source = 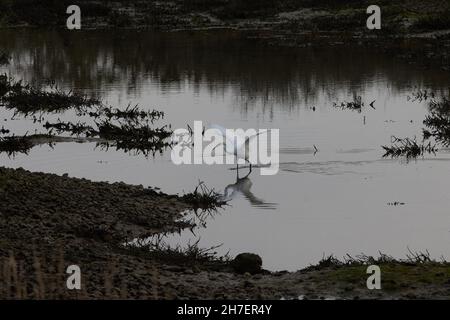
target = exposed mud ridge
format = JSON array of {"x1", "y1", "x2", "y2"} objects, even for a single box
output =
[{"x1": 1, "y1": 167, "x2": 450, "y2": 299}]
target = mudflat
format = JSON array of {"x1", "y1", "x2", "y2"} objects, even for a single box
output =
[{"x1": 1, "y1": 167, "x2": 450, "y2": 299}]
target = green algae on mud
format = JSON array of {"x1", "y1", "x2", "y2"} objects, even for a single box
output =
[
  {"x1": 327, "y1": 264, "x2": 450, "y2": 293},
  {"x1": 319, "y1": 252, "x2": 450, "y2": 295}
]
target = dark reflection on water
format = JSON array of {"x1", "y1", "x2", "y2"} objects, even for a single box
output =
[{"x1": 1, "y1": 29, "x2": 449, "y2": 112}]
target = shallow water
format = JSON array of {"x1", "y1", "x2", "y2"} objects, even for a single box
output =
[{"x1": 1, "y1": 29, "x2": 450, "y2": 271}]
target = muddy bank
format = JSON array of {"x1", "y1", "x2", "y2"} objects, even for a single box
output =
[
  {"x1": 1, "y1": 167, "x2": 450, "y2": 299},
  {"x1": 1, "y1": 0, "x2": 449, "y2": 33},
  {"x1": 1, "y1": 1, "x2": 449, "y2": 73}
]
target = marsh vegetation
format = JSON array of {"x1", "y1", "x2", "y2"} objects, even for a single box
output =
[
  {"x1": 1, "y1": 14, "x2": 450, "y2": 298},
  {"x1": 0, "y1": 74, "x2": 176, "y2": 157}
]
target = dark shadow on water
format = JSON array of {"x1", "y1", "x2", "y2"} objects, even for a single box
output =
[{"x1": 2, "y1": 29, "x2": 450, "y2": 115}]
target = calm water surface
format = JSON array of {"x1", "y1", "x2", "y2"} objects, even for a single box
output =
[{"x1": 1, "y1": 30, "x2": 450, "y2": 270}]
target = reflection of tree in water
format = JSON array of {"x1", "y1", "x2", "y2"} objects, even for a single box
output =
[
  {"x1": 423, "y1": 96, "x2": 450, "y2": 147},
  {"x1": 1, "y1": 29, "x2": 449, "y2": 114},
  {"x1": 382, "y1": 92, "x2": 450, "y2": 160}
]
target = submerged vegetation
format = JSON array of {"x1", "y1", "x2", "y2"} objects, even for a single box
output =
[
  {"x1": 333, "y1": 95, "x2": 364, "y2": 112},
  {"x1": 0, "y1": 135, "x2": 34, "y2": 156},
  {"x1": 423, "y1": 98, "x2": 450, "y2": 147},
  {"x1": 95, "y1": 121, "x2": 172, "y2": 156},
  {"x1": 382, "y1": 136, "x2": 437, "y2": 160},
  {"x1": 0, "y1": 134, "x2": 56, "y2": 156},
  {"x1": 408, "y1": 89, "x2": 435, "y2": 103},
  {"x1": 87, "y1": 104, "x2": 165, "y2": 124},
  {"x1": 0, "y1": 74, "x2": 174, "y2": 157},
  {"x1": 43, "y1": 121, "x2": 96, "y2": 137},
  {"x1": 0, "y1": 74, "x2": 100, "y2": 116},
  {"x1": 383, "y1": 92, "x2": 450, "y2": 160}
]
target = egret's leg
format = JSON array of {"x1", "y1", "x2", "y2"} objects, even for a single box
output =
[
  {"x1": 246, "y1": 159, "x2": 252, "y2": 175},
  {"x1": 243, "y1": 164, "x2": 251, "y2": 179}
]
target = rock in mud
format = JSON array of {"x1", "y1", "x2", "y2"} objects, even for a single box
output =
[{"x1": 232, "y1": 253, "x2": 263, "y2": 274}]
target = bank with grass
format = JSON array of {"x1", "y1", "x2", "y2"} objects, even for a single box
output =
[{"x1": 1, "y1": 167, "x2": 450, "y2": 299}]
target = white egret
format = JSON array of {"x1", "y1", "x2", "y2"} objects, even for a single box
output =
[{"x1": 210, "y1": 124, "x2": 267, "y2": 176}]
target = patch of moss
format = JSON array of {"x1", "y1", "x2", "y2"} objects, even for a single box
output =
[
  {"x1": 412, "y1": 10, "x2": 450, "y2": 31},
  {"x1": 325, "y1": 263, "x2": 450, "y2": 292}
]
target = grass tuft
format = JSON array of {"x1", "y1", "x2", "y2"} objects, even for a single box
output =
[
  {"x1": 125, "y1": 237, "x2": 230, "y2": 268},
  {"x1": 181, "y1": 182, "x2": 227, "y2": 210},
  {"x1": 307, "y1": 249, "x2": 444, "y2": 271}
]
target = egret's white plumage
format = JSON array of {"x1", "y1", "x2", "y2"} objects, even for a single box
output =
[{"x1": 210, "y1": 124, "x2": 267, "y2": 170}]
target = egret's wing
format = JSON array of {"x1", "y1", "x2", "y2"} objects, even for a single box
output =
[
  {"x1": 211, "y1": 141, "x2": 225, "y2": 154},
  {"x1": 210, "y1": 124, "x2": 234, "y2": 152},
  {"x1": 209, "y1": 124, "x2": 227, "y2": 136},
  {"x1": 245, "y1": 129, "x2": 269, "y2": 144},
  {"x1": 210, "y1": 125, "x2": 268, "y2": 154}
]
